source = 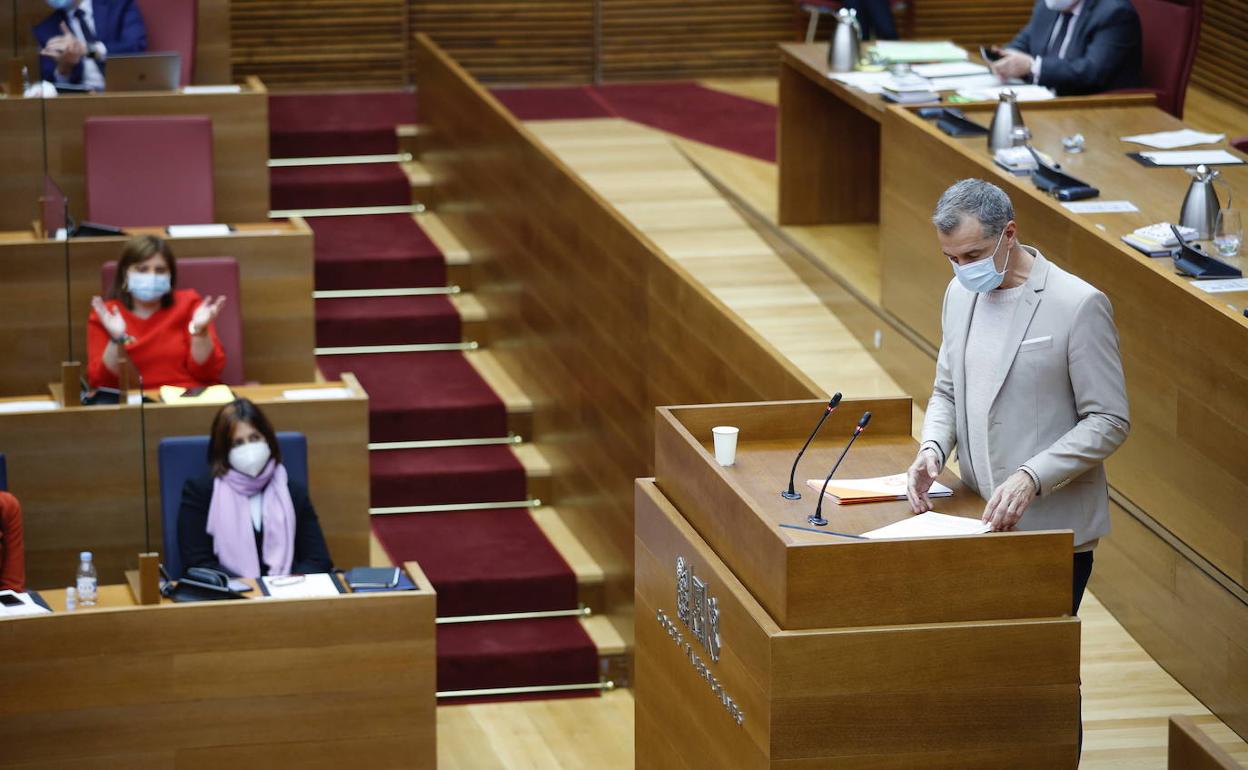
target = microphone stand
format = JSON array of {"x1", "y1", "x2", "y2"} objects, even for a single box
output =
[
  {"x1": 781, "y1": 392, "x2": 841, "y2": 500},
  {"x1": 809, "y1": 412, "x2": 871, "y2": 527}
]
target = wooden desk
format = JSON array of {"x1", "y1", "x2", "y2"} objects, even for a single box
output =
[
  {"x1": 637, "y1": 399, "x2": 1080, "y2": 767},
  {"x1": 0, "y1": 379, "x2": 370, "y2": 590},
  {"x1": 0, "y1": 563, "x2": 436, "y2": 769},
  {"x1": 0, "y1": 220, "x2": 316, "y2": 395},
  {"x1": 777, "y1": 42, "x2": 1155, "y2": 226},
  {"x1": 0, "y1": 77, "x2": 269, "y2": 232},
  {"x1": 0, "y1": 0, "x2": 232, "y2": 89}
]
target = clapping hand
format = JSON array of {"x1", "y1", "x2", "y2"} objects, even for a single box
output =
[
  {"x1": 41, "y1": 22, "x2": 87, "y2": 70},
  {"x1": 982, "y1": 470, "x2": 1038, "y2": 531},
  {"x1": 905, "y1": 448, "x2": 942, "y2": 514},
  {"x1": 91, "y1": 296, "x2": 128, "y2": 341},
  {"x1": 189, "y1": 296, "x2": 227, "y2": 335}
]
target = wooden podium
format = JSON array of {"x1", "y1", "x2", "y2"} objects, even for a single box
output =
[{"x1": 635, "y1": 398, "x2": 1081, "y2": 768}]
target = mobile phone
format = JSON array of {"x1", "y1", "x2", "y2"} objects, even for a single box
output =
[
  {"x1": 0, "y1": 592, "x2": 25, "y2": 607},
  {"x1": 980, "y1": 45, "x2": 1003, "y2": 63}
]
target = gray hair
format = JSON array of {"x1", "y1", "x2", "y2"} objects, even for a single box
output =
[{"x1": 931, "y1": 178, "x2": 1015, "y2": 238}]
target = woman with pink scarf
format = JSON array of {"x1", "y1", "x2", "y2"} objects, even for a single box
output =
[{"x1": 177, "y1": 399, "x2": 332, "y2": 578}]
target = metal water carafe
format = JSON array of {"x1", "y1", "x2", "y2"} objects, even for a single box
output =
[
  {"x1": 827, "y1": 8, "x2": 862, "y2": 73},
  {"x1": 1179, "y1": 164, "x2": 1222, "y2": 239},
  {"x1": 988, "y1": 90, "x2": 1025, "y2": 152}
]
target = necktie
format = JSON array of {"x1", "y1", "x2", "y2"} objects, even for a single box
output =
[
  {"x1": 73, "y1": 8, "x2": 99, "y2": 48},
  {"x1": 1046, "y1": 12, "x2": 1073, "y2": 58}
]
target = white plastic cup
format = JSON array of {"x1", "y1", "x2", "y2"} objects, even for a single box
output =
[{"x1": 712, "y1": 426, "x2": 739, "y2": 467}]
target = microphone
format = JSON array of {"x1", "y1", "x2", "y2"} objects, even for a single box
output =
[
  {"x1": 809, "y1": 411, "x2": 872, "y2": 527},
  {"x1": 781, "y1": 393, "x2": 842, "y2": 500}
]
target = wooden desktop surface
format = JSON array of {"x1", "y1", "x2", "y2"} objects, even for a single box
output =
[
  {"x1": 0, "y1": 220, "x2": 316, "y2": 396},
  {"x1": 0, "y1": 565, "x2": 436, "y2": 769},
  {"x1": 655, "y1": 399, "x2": 1073, "y2": 630},
  {"x1": 0, "y1": 77, "x2": 269, "y2": 232},
  {"x1": 879, "y1": 101, "x2": 1248, "y2": 595},
  {"x1": 0, "y1": 378, "x2": 371, "y2": 590}
]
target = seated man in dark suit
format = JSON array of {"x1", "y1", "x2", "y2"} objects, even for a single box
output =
[
  {"x1": 34, "y1": 0, "x2": 147, "y2": 91},
  {"x1": 990, "y1": 0, "x2": 1141, "y2": 96}
]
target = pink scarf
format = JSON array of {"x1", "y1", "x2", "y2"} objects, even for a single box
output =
[{"x1": 206, "y1": 460, "x2": 295, "y2": 578}]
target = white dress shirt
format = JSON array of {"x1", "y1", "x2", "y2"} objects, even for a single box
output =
[{"x1": 54, "y1": 0, "x2": 108, "y2": 91}]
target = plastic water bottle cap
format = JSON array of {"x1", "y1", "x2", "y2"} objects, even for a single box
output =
[{"x1": 80, "y1": 551, "x2": 93, "y2": 561}]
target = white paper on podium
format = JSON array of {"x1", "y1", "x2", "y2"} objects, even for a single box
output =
[
  {"x1": 0, "y1": 591, "x2": 52, "y2": 617},
  {"x1": 862, "y1": 511, "x2": 991, "y2": 540},
  {"x1": 260, "y1": 572, "x2": 342, "y2": 599}
]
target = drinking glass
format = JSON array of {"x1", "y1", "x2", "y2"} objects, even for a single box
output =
[{"x1": 1214, "y1": 208, "x2": 1242, "y2": 257}]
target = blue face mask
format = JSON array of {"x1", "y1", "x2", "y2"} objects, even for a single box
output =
[
  {"x1": 127, "y1": 270, "x2": 172, "y2": 302},
  {"x1": 951, "y1": 229, "x2": 1011, "y2": 293},
  {"x1": 46, "y1": 0, "x2": 75, "y2": 10}
]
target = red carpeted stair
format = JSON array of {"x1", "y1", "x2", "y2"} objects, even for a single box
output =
[
  {"x1": 311, "y1": 214, "x2": 447, "y2": 290},
  {"x1": 318, "y1": 352, "x2": 507, "y2": 443},
  {"x1": 315, "y1": 295, "x2": 461, "y2": 348},
  {"x1": 274, "y1": 91, "x2": 599, "y2": 703}
]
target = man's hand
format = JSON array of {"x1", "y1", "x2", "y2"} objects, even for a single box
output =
[
  {"x1": 982, "y1": 470, "x2": 1037, "y2": 531},
  {"x1": 905, "y1": 448, "x2": 942, "y2": 514},
  {"x1": 41, "y1": 22, "x2": 87, "y2": 74},
  {"x1": 990, "y1": 49, "x2": 1034, "y2": 81}
]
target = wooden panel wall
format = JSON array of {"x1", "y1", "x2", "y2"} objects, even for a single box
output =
[
  {"x1": 1190, "y1": 0, "x2": 1248, "y2": 112},
  {"x1": 413, "y1": 33, "x2": 821, "y2": 626},
  {"x1": 410, "y1": 1, "x2": 594, "y2": 84},
  {"x1": 600, "y1": 0, "x2": 794, "y2": 81},
  {"x1": 909, "y1": 0, "x2": 1031, "y2": 47},
  {"x1": 230, "y1": 0, "x2": 410, "y2": 89}
]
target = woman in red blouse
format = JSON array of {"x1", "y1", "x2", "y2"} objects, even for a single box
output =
[{"x1": 87, "y1": 235, "x2": 228, "y2": 390}]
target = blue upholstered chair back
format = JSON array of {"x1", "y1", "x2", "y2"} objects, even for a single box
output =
[
  {"x1": 0, "y1": 453, "x2": 7, "y2": 491},
  {"x1": 158, "y1": 432, "x2": 308, "y2": 579}
]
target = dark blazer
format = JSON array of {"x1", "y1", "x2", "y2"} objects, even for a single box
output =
[
  {"x1": 1006, "y1": 0, "x2": 1142, "y2": 95},
  {"x1": 33, "y1": 0, "x2": 148, "y2": 85},
  {"x1": 177, "y1": 475, "x2": 334, "y2": 578}
]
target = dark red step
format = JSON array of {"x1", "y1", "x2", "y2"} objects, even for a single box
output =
[
  {"x1": 317, "y1": 352, "x2": 506, "y2": 442},
  {"x1": 369, "y1": 445, "x2": 526, "y2": 509},
  {"x1": 437, "y1": 617, "x2": 599, "y2": 694},
  {"x1": 489, "y1": 86, "x2": 613, "y2": 121},
  {"x1": 373, "y1": 508, "x2": 575, "y2": 617},
  {"x1": 270, "y1": 164, "x2": 411, "y2": 211},
  {"x1": 310, "y1": 214, "x2": 447, "y2": 291},
  {"x1": 269, "y1": 91, "x2": 418, "y2": 158},
  {"x1": 315, "y1": 295, "x2": 461, "y2": 348}
]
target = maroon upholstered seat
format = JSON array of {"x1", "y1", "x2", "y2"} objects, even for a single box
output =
[
  {"x1": 136, "y1": 0, "x2": 198, "y2": 86},
  {"x1": 1130, "y1": 0, "x2": 1202, "y2": 118},
  {"x1": 1232, "y1": 137, "x2": 1248, "y2": 154},
  {"x1": 101, "y1": 256, "x2": 244, "y2": 385},
  {"x1": 84, "y1": 115, "x2": 214, "y2": 227}
]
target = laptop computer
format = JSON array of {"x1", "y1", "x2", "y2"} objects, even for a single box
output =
[{"x1": 106, "y1": 52, "x2": 181, "y2": 92}]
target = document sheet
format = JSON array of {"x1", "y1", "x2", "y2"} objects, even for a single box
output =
[{"x1": 861, "y1": 511, "x2": 991, "y2": 539}]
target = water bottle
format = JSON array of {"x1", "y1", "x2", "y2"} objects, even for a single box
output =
[
  {"x1": 76, "y1": 551, "x2": 98, "y2": 607},
  {"x1": 65, "y1": 586, "x2": 77, "y2": 612}
]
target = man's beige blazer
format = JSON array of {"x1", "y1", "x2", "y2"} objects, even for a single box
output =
[{"x1": 921, "y1": 248, "x2": 1130, "y2": 547}]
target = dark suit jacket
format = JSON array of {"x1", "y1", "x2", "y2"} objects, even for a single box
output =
[
  {"x1": 1006, "y1": 0, "x2": 1142, "y2": 95},
  {"x1": 34, "y1": 0, "x2": 148, "y2": 85},
  {"x1": 177, "y1": 475, "x2": 334, "y2": 578}
]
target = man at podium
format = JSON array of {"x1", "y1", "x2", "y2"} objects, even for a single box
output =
[{"x1": 906, "y1": 178, "x2": 1130, "y2": 617}]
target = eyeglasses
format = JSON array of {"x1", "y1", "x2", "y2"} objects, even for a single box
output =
[{"x1": 268, "y1": 575, "x2": 306, "y2": 587}]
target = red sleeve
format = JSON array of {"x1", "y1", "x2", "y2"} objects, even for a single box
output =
[
  {"x1": 181, "y1": 292, "x2": 226, "y2": 385},
  {"x1": 0, "y1": 493, "x2": 26, "y2": 592},
  {"x1": 86, "y1": 306, "x2": 118, "y2": 389}
]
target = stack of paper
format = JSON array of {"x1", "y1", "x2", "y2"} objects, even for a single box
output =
[
  {"x1": 805, "y1": 472, "x2": 952, "y2": 504},
  {"x1": 0, "y1": 590, "x2": 52, "y2": 617},
  {"x1": 828, "y1": 71, "x2": 898, "y2": 94},
  {"x1": 260, "y1": 572, "x2": 344, "y2": 599},
  {"x1": 1120, "y1": 222, "x2": 1198, "y2": 257},
  {"x1": 861, "y1": 511, "x2": 990, "y2": 540},
  {"x1": 1138, "y1": 149, "x2": 1244, "y2": 167},
  {"x1": 911, "y1": 61, "x2": 989, "y2": 79},
  {"x1": 871, "y1": 40, "x2": 968, "y2": 63},
  {"x1": 957, "y1": 84, "x2": 1055, "y2": 102},
  {"x1": 1121, "y1": 129, "x2": 1225, "y2": 149}
]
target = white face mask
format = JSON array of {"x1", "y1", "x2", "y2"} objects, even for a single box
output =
[
  {"x1": 228, "y1": 441, "x2": 272, "y2": 477},
  {"x1": 1044, "y1": 0, "x2": 1079, "y2": 11},
  {"x1": 950, "y1": 228, "x2": 1011, "y2": 293}
]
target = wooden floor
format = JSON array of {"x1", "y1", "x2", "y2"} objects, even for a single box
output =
[{"x1": 433, "y1": 82, "x2": 1248, "y2": 767}]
